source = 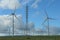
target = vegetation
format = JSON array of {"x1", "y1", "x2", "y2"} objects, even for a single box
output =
[{"x1": 0, "y1": 36, "x2": 60, "y2": 40}]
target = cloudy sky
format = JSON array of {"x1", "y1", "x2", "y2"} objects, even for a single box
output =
[{"x1": 0, "y1": 0, "x2": 60, "y2": 36}]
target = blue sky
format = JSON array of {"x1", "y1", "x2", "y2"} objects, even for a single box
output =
[{"x1": 0, "y1": 0, "x2": 60, "y2": 35}]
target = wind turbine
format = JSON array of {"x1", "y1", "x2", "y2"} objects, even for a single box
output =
[
  {"x1": 41, "y1": 9, "x2": 56, "y2": 35},
  {"x1": 8, "y1": 4, "x2": 19, "y2": 37}
]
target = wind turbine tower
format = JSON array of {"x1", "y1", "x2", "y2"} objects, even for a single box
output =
[{"x1": 26, "y1": 5, "x2": 29, "y2": 35}]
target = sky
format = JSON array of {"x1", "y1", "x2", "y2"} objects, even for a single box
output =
[{"x1": 0, "y1": 0, "x2": 60, "y2": 36}]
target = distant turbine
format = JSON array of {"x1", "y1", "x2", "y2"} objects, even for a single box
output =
[{"x1": 41, "y1": 9, "x2": 56, "y2": 35}]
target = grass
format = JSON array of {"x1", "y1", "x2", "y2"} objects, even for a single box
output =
[{"x1": 0, "y1": 36, "x2": 60, "y2": 40}]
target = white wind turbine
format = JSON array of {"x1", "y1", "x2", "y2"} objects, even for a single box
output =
[
  {"x1": 41, "y1": 9, "x2": 56, "y2": 35},
  {"x1": 7, "y1": 0, "x2": 20, "y2": 36}
]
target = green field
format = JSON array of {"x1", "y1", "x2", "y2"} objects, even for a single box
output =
[{"x1": 0, "y1": 36, "x2": 60, "y2": 40}]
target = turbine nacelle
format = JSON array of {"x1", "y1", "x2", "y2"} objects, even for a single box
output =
[{"x1": 11, "y1": 13, "x2": 15, "y2": 15}]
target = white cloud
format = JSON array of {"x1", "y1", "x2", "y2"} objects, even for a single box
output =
[
  {"x1": 43, "y1": 25, "x2": 60, "y2": 35},
  {"x1": 22, "y1": 0, "x2": 30, "y2": 5},
  {"x1": 0, "y1": 0, "x2": 42, "y2": 9},
  {"x1": 0, "y1": 0, "x2": 21, "y2": 10},
  {"x1": 31, "y1": 0, "x2": 41, "y2": 8},
  {"x1": 0, "y1": 15, "x2": 36, "y2": 36},
  {"x1": 49, "y1": 26, "x2": 60, "y2": 35},
  {"x1": 0, "y1": 15, "x2": 24, "y2": 35}
]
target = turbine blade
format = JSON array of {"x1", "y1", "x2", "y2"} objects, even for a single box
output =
[
  {"x1": 7, "y1": 14, "x2": 12, "y2": 17},
  {"x1": 44, "y1": 9, "x2": 48, "y2": 17},
  {"x1": 14, "y1": 15, "x2": 20, "y2": 21},
  {"x1": 41, "y1": 19, "x2": 47, "y2": 25},
  {"x1": 49, "y1": 18, "x2": 56, "y2": 20}
]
